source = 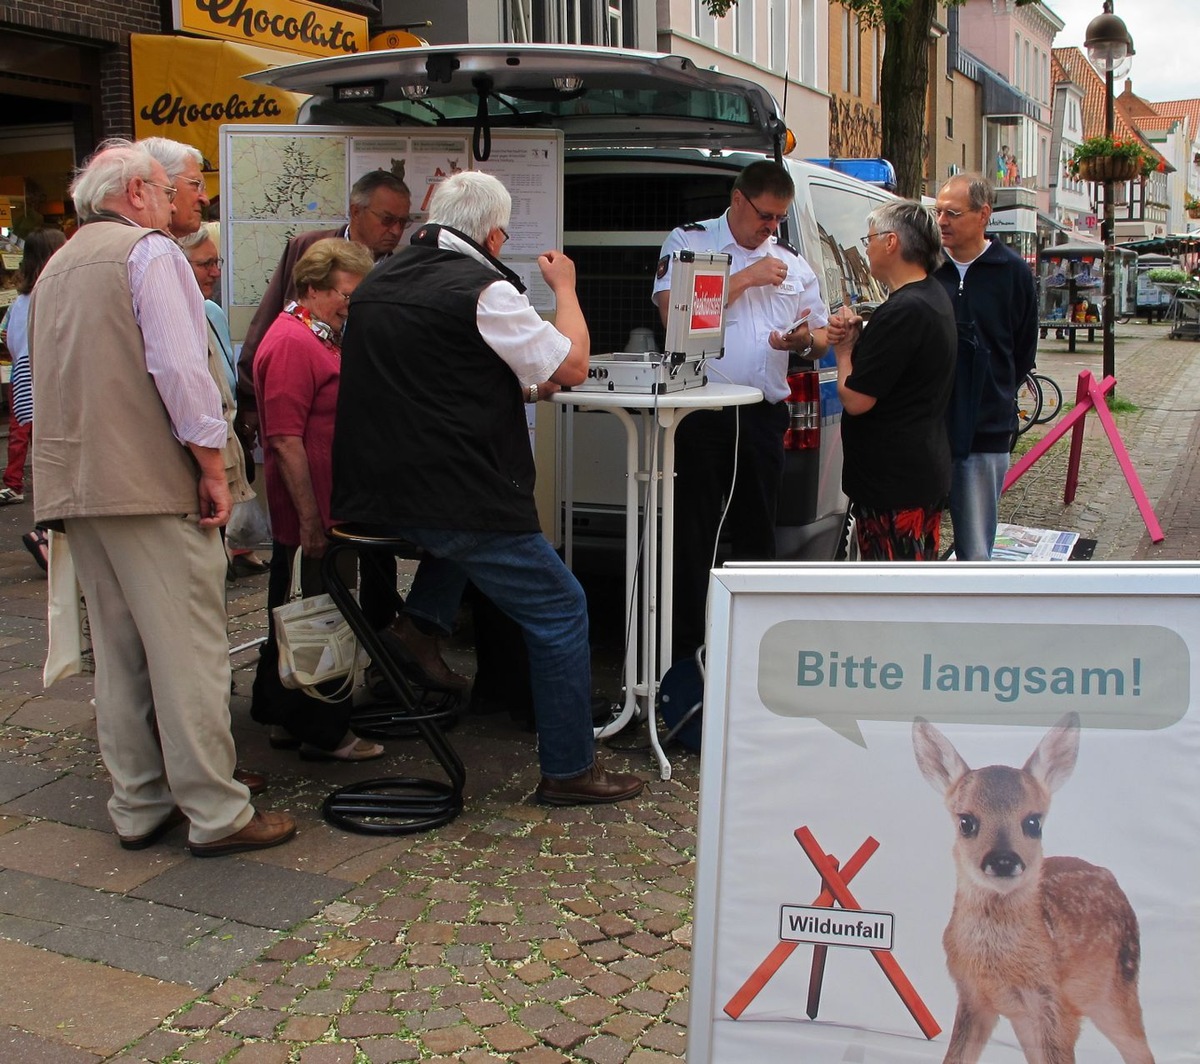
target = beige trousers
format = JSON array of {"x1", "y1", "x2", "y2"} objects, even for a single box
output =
[{"x1": 65, "y1": 513, "x2": 254, "y2": 844}]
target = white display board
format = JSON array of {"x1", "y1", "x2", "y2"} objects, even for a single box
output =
[
  {"x1": 691, "y1": 563, "x2": 1200, "y2": 1063},
  {"x1": 217, "y1": 124, "x2": 563, "y2": 337}
]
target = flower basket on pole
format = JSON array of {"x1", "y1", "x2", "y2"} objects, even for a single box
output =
[{"x1": 1077, "y1": 155, "x2": 1140, "y2": 183}]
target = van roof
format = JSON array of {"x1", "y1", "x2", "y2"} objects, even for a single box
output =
[{"x1": 246, "y1": 43, "x2": 787, "y2": 153}]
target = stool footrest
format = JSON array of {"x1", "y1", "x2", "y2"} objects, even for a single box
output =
[{"x1": 322, "y1": 777, "x2": 463, "y2": 835}]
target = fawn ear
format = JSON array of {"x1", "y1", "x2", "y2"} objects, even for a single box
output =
[
  {"x1": 912, "y1": 717, "x2": 970, "y2": 795},
  {"x1": 1024, "y1": 711, "x2": 1080, "y2": 792}
]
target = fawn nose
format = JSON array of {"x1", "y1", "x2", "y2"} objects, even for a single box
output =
[{"x1": 982, "y1": 851, "x2": 1025, "y2": 878}]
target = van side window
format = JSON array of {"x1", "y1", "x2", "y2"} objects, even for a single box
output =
[{"x1": 807, "y1": 183, "x2": 890, "y2": 309}]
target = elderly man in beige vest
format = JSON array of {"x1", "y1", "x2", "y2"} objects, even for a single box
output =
[{"x1": 29, "y1": 140, "x2": 295, "y2": 857}]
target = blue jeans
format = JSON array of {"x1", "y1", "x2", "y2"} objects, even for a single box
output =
[
  {"x1": 398, "y1": 527, "x2": 595, "y2": 779},
  {"x1": 950, "y1": 452, "x2": 1009, "y2": 560}
]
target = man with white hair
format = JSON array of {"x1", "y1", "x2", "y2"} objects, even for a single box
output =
[
  {"x1": 29, "y1": 140, "x2": 295, "y2": 856},
  {"x1": 333, "y1": 171, "x2": 644, "y2": 806}
]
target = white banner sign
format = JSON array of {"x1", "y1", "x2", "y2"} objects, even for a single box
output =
[{"x1": 690, "y1": 563, "x2": 1200, "y2": 1063}]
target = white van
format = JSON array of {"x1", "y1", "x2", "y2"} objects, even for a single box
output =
[{"x1": 249, "y1": 44, "x2": 893, "y2": 562}]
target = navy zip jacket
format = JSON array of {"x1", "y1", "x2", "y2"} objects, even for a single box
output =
[{"x1": 934, "y1": 240, "x2": 1038, "y2": 459}]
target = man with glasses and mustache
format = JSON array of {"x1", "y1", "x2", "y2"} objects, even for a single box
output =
[
  {"x1": 652, "y1": 160, "x2": 829, "y2": 663},
  {"x1": 234, "y1": 169, "x2": 411, "y2": 456},
  {"x1": 933, "y1": 173, "x2": 1037, "y2": 560}
]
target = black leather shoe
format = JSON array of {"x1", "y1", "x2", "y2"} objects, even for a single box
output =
[
  {"x1": 536, "y1": 764, "x2": 645, "y2": 806},
  {"x1": 117, "y1": 806, "x2": 188, "y2": 850}
]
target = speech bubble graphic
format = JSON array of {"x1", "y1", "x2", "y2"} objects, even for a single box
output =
[{"x1": 758, "y1": 621, "x2": 1189, "y2": 746}]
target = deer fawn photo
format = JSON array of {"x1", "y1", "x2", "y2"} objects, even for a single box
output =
[{"x1": 913, "y1": 713, "x2": 1154, "y2": 1064}]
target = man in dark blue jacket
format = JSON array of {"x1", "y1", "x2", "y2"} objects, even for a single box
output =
[{"x1": 933, "y1": 174, "x2": 1038, "y2": 559}]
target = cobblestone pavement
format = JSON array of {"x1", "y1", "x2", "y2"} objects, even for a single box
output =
[{"x1": 0, "y1": 319, "x2": 1196, "y2": 1063}]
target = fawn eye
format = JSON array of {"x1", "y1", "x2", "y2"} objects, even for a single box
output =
[
  {"x1": 1022, "y1": 815, "x2": 1043, "y2": 838},
  {"x1": 958, "y1": 814, "x2": 979, "y2": 838}
]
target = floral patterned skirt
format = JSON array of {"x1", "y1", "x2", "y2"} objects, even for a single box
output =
[{"x1": 852, "y1": 502, "x2": 944, "y2": 561}]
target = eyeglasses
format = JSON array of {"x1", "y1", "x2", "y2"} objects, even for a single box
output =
[
  {"x1": 741, "y1": 192, "x2": 790, "y2": 224},
  {"x1": 192, "y1": 257, "x2": 223, "y2": 270},
  {"x1": 859, "y1": 230, "x2": 893, "y2": 249},
  {"x1": 178, "y1": 177, "x2": 206, "y2": 194},
  {"x1": 145, "y1": 181, "x2": 177, "y2": 203},
  {"x1": 934, "y1": 207, "x2": 978, "y2": 220},
  {"x1": 365, "y1": 207, "x2": 411, "y2": 229},
  {"x1": 330, "y1": 289, "x2": 354, "y2": 304},
  {"x1": 498, "y1": 227, "x2": 510, "y2": 244}
]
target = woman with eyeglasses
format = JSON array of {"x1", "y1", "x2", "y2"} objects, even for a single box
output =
[
  {"x1": 249, "y1": 237, "x2": 385, "y2": 761},
  {"x1": 826, "y1": 201, "x2": 957, "y2": 560}
]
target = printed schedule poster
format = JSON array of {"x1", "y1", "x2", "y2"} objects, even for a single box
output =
[{"x1": 690, "y1": 563, "x2": 1200, "y2": 1063}]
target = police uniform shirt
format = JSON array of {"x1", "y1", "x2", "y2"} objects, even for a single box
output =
[{"x1": 652, "y1": 212, "x2": 828, "y2": 404}]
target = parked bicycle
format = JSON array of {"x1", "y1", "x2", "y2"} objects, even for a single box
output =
[{"x1": 1015, "y1": 369, "x2": 1064, "y2": 436}]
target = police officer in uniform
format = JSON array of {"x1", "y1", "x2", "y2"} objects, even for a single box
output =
[{"x1": 652, "y1": 160, "x2": 829, "y2": 663}]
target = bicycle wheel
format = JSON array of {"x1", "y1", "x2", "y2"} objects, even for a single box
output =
[
  {"x1": 1015, "y1": 375, "x2": 1041, "y2": 435},
  {"x1": 1031, "y1": 372, "x2": 1063, "y2": 424}
]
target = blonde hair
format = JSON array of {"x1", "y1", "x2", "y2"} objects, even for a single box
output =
[{"x1": 292, "y1": 238, "x2": 375, "y2": 294}]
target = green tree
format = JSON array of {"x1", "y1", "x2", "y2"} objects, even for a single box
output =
[{"x1": 706, "y1": 0, "x2": 1035, "y2": 198}]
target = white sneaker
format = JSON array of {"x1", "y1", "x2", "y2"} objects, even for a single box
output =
[{"x1": 0, "y1": 488, "x2": 24, "y2": 505}]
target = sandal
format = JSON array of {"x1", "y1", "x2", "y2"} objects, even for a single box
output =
[
  {"x1": 299, "y1": 732, "x2": 385, "y2": 762},
  {"x1": 21, "y1": 528, "x2": 48, "y2": 573}
]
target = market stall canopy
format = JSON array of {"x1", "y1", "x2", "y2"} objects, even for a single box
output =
[
  {"x1": 132, "y1": 34, "x2": 312, "y2": 199},
  {"x1": 1119, "y1": 234, "x2": 1200, "y2": 255}
]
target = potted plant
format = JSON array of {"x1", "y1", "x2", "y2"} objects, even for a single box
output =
[
  {"x1": 1068, "y1": 136, "x2": 1157, "y2": 183},
  {"x1": 1186, "y1": 193, "x2": 1200, "y2": 219}
]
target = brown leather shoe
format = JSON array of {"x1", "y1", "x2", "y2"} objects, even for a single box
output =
[
  {"x1": 536, "y1": 764, "x2": 645, "y2": 806},
  {"x1": 378, "y1": 617, "x2": 469, "y2": 692},
  {"x1": 117, "y1": 806, "x2": 188, "y2": 850},
  {"x1": 233, "y1": 768, "x2": 267, "y2": 796},
  {"x1": 188, "y1": 810, "x2": 296, "y2": 858}
]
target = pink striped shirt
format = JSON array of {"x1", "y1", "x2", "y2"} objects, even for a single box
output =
[{"x1": 129, "y1": 230, "x2": 227, "y2": 449}]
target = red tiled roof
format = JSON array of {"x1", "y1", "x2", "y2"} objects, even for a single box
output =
[
  {"x1": 1153, "y1": 97, "x2": 1200, "y2": 142},
  {"x1": 1053, "y1": 46, "x2": 1167, "y2": 170}
]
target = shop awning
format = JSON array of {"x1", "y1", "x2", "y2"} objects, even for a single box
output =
[{"x1": 132, "y1": 34, "x2": 311, "y2": 200}]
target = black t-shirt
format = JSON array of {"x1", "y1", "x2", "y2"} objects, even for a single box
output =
[{"x1": 840, "y1": 275, "x2": 957, "y2": 509}]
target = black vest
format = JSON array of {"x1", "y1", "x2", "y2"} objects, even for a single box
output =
[{"x1": 331, "y1": 243, "x2": 538, "y2": 532}]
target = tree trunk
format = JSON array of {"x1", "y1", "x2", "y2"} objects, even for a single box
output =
[{"x1": 879, "y1": 0, "x2": 937, "y2": 199}]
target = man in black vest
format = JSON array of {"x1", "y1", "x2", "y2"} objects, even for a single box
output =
[{"x1": 332, "y1": 171, "x2": 643, "y2": 806}]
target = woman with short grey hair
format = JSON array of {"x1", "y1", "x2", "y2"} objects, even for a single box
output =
[{"x1": 825, "y1": 199, "x2": 958, "y2": 559}]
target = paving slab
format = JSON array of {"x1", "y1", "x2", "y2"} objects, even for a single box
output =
[
  {"x1": 0, "y1": 760, "x2": 62, "y2": 804},
  {"x1": 130, "y1": 855, "x2": 348, "y2": 930},
  {"x1": 2, "y1": 772, "x2": 113, "y2": 831},
  {"x1": 0, "y1": 938, "x2": 194, "y2": 1057},
  {"x1": 0, "y1": 820, "x2": 187, "y2": 891}
]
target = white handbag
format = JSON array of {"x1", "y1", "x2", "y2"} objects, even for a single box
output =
[{"x1": 272, "y1": 550, "x2": 359, "y2": 702}]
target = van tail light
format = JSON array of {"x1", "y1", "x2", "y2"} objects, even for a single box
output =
[{"x1": 783, "y1": 370, "x2": 820, "y2": 451}]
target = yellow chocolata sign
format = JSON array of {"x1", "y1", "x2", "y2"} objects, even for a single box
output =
[
  {"x1": 172, "y1": 0, "x2": 367, "y2": 58},
  {"x1": 133, "y1": 33, "x2": 310, "y2": 191}
]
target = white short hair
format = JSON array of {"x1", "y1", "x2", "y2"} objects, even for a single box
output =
[
  {"x1": 177, "y1": 223, "x2": 215, "y2": 252},
  {"x1": 427, "y1": 171, "x2": 511, "y2": 245},
  {"x1": 70, "y1": 140, "x2": 156, "y2": 221},
  {"x1": 140, "y1": 136, "x2": 204, "y2": 180}
]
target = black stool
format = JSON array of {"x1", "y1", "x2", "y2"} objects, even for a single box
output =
[{"x1": 320, "y1": 525, "x2": 465, "y2": 834}]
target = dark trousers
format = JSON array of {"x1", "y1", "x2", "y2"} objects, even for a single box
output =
[
  {"x1": 251, "y1": 540, "x2": 397, "y2": 749},
  {"x1": 672, "y1": 400, "x2": 787, "y2": 662}
]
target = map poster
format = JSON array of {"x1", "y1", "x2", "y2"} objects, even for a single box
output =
[
  {"x1": 220, "y1": 125, "x2": 563, "y2": 330},
  {"x1": 690, "y1": 563, "x2": 1200, "y2": 1063}
]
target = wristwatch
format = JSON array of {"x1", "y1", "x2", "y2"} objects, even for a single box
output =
[{"x1": 527, "y1": 384, "x2": 539, "y2": 403}]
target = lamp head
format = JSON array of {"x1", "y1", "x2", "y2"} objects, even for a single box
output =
[{"x1": 1085, "y1": 7, "x2": 1135, "y2": 72}]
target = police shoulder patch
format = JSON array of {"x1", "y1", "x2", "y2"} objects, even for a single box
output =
[
  {"x1": 682, "y1": 221, "x2": 707, "y2": 232},
  {"x1": 656, "y1": 255, "x2": 670, "y2": 280}
]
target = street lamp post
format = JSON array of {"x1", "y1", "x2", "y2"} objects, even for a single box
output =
[{"x1": 1085, "y1": 1, "x2": 1134, "y2": 386}]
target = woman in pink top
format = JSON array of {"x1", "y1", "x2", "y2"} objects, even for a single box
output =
[{"x1": 250, "y1": 238, "x2": 380, "y2": 760}]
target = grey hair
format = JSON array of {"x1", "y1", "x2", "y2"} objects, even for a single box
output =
[
  {"x1": 942, "y1": 172, "x2": 995, "y2": 211},
  {"x1": 427, "y1": 171, "x2": 511, "y2": 245},
  {"x1": 139, "y1": 136, "x2": 203, "y2": 180},
  {"x1": 349, "y1": 169, "x2": 411, "y2": 207},
  {"x1": 868, "y1": 200, "x2": 944, "y2": 274},
  {"x1": 177, "y1": 222, "x2": 215, "y2": 252},
  {"x1": 69, "y1": 139, "x2": 155, "y2": 221}
]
